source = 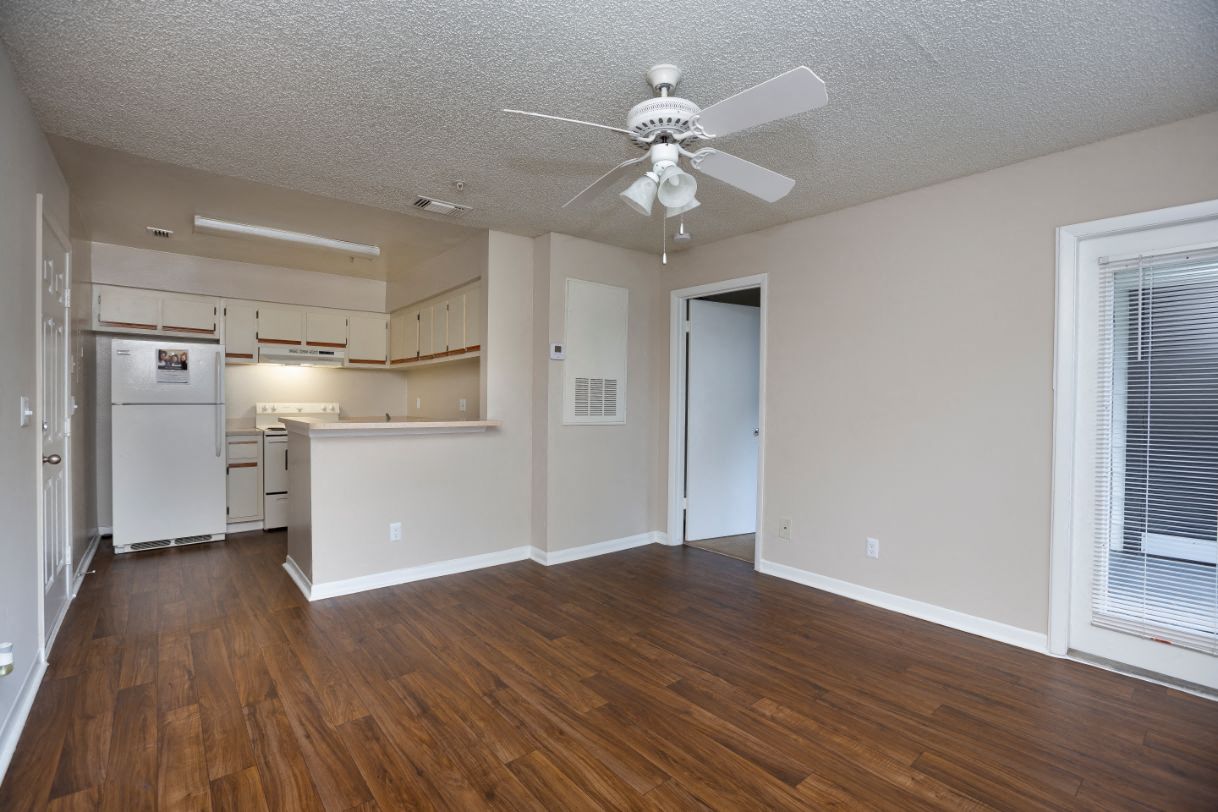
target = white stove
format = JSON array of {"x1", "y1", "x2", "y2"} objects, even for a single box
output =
[{"x1": 255, "y1": 402, "x2": 341, "y2": 528}]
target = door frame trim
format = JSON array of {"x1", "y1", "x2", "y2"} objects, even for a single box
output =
[
  {"x1": 1050, "y1": 197, "x2": 1218, "y2": 658},
  {"x1": 667, "y1": 273, "x2": 767, "y2": 569},
  {"x1": 34, "y1": 193, "x2": 73, "y2": 659}
]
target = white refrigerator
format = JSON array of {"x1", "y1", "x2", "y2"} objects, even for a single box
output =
[{"x1": 111, "y1": 338, "x2": 227, "y2": 553}]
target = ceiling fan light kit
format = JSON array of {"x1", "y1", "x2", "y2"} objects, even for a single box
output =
[{"x1": 504, "y1": 62, "x2": 827, "y2": 259}]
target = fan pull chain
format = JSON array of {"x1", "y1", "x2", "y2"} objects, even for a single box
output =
[{"x1": 661, "y1": 214, "x2": 668, "y2": 265}]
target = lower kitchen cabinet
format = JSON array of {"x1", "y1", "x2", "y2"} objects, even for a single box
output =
[{"x1": 226, "y1": 436, "x2": 262, "y2": 523}]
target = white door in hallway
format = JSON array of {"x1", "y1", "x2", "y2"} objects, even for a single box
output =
[
  {"x1": 39, "y1": 196, "x2": 72, "y2": 650},
  {"x1": 685, "y1": 299, "x2": 761, "y2": 541}
]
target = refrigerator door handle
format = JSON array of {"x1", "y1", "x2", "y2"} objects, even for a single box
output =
[{"x1": 214, "y1": 352, "x2": 223, "y2": 458}]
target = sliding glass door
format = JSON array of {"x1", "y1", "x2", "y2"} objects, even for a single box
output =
[{"x1": 1067, "y1": 215, "x2": 1218, "y2": 690}]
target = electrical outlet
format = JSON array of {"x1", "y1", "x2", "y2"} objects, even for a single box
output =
[
  {"x1": 779, "y1": 518, "x2": 792, "y2": 540},
  {"x1": 459, "y1": 398, "x2": 467, "y2": 413},
  {"x1": 389, "y1": 522, "x2": 403, "y2": 542},
  {"x1": 866, "y1": 537, "x2": 880, "y2": 559},
  {"x1": 415, "y1": 397, "x2": 422, "y2": 411}
]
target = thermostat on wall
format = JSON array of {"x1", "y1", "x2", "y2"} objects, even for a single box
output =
[{"x1": 550, "y1": 343, "x2": 565, "y2": 360}]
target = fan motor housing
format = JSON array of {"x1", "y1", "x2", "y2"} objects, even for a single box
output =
[{"x1": 626, "y1": 97, "x2": 700, "y2": 148}]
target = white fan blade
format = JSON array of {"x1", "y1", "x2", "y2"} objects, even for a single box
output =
[
  {"x1": 503, "y1": 109, "x2": 636, "y2": 137},
  {"x1": 691, "y1": 67, "x2": 827, "y2": 139},
  {"x1": 689, "y1": 148, "x2": 795, "y2": 202},
  {"x1": 563, "y1": 154, "x2": 649, "y2": 208}
]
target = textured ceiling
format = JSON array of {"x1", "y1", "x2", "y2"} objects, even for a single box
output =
[{"x1": 2, "y1": 0, "x2": 1217, "y2": 256}]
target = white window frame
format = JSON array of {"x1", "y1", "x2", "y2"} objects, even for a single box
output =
[{"x1": 1050, "y1": 198, "x2": 1218, "y2": 659}]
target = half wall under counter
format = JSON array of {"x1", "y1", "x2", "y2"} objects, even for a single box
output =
[{"x1": 279, "y1": 416, "x2": 521, "y2": 600}]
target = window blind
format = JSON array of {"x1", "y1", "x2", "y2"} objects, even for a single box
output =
[{"x1": 1092, "y1": 254, "x2": 1218, "y2": 654}]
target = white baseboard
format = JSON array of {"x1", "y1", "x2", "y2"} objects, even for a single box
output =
[
  {"x1": 757, "y1": 559, "x2": 1048, "y2": 654},
  {"x1": 0, "y1": 656, "x2": 48, "y2": 785},
  {"x1": 97, "y1": 525, "x2": 112, "y2": 537},
  {"x1": 72, "y1": 532, "x2": 101, "y2": 596},
  {"x1": 290, "y1": 546, "x2": 534, "y2": 601},
  {"x1": 287, "y1": 531, "x2": 671, "y2": 601},
  {"x1": 226, "y1": 520, "x2": 264, "y2": 534},
  {"x1": 532, "y1": 531, "x2": 665, "y2": 565}
]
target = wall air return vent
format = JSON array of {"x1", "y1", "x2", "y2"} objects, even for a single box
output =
[
  {"x1": 573, "y1": 377, "x2": 619, "y2": 419},
  {"x1": 563, "y1": 279, "x2": 628, "y2": 426},
  {"x1": 412, "y1": 196, "x2": 471, "y2": 217},
  {"x1": 145, "y1": 226, "x2": 174, "y2": 239}
]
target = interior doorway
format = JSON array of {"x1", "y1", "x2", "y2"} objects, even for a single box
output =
[{"x1": 668, "y1": 276, "x2": 766, "y2": 567}]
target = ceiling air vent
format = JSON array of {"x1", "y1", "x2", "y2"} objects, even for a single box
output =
[
  {"x1": 146, "y1": 226, "x2": 174, "y2": 239},
  {"x1": 412, "y1": 196, "x2": 470, "y2": 217}
]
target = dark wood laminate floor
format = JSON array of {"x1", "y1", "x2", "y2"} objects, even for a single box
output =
[{"x1": 3, "y1": 532, "x2": 1217, "y2": 811}]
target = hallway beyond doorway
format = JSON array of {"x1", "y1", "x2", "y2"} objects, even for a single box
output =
[{"x1": 686, "y1": 533, "x2": 755, "y2": 564}]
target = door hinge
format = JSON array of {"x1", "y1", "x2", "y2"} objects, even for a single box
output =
[
  {"x1": 684, "y1": 319, "x2": 691, "y2": 334},
  {"x1": 64, "y1": 288, "x2": 72, "y2": 307},
  {"x1": 682, "y1": 497, "x2": 688, "y2": 510}
]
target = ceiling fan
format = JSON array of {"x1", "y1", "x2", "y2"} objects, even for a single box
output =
[{"x1": 504, "y1": 63, "x2": 828, "y2": 231}]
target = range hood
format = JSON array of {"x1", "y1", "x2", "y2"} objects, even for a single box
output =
[{"x1": 258, "y1": 345, "x2": 346, "y2": 367}]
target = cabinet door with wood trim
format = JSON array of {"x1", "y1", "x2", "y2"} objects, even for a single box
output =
[
  {"x1": 305, "y1": 310, "x2": 348, "y2": 347},
  {"x1": 446, "y1": 293, "x2": 466, "y2": 354},
  {"x1": 433, "y1": 302, "x2": 448, "y2": 355},
  {"x1": 223, "y1": 302, "x2": 257, "y2": 363},
  {"x1": 257, "y1": 305, "x2": 304, "y2": 345},
  {"x1": 418, "y1": 305, "x2": 434, "y2": 358},
  {"x1": 463, "y1": 283, "x2": 481, "y2": 349},
  {"x1": 161, "y1": 295, "x2": 218, "y2": 336},
  {"x1": 389, "y1": 308, "x2": 418, "y2": 364},
  {"x1": 95, "y1": 285, "x2": 160, "y2": 332},
  {"x1": 347, "y1": 313, "x2": 388, "y2": 366}
]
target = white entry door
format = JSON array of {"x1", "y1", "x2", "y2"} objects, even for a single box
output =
[
  {"x1": 39, "y1": 196, "x2": 71, "y2": 650},
  {"x1": 1063, "y1": 210, "x2": 1218, "y2": 690},
  {"x1": 685, "y1": 299, "x2": 761, "y2": 541}
]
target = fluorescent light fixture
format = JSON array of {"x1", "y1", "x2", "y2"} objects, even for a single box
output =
[{"x1": 193, "y1": 215, "x2": 381, "y2": 258}]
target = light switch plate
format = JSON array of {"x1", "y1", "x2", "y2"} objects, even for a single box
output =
[{"x1": 550, "y1": 343, "x2": 565, "y2": 360}]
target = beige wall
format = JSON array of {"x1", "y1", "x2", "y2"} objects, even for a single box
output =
[
  {"x1": 0, "y1": 43, "x2": 71, "y2": 764},
  {"x1": 224, "y1": 364, "x2": 408, "y2": 424},
  {"x1": 289, "y1": 231, "x2": 535, "y2": 584},
  {"x1": 533, "y1": 233, "x2": 665, "y2": 552},
  {"x1": 69, "y1": 239, "x2": 97, "y2": 571},
  {"x1": 89, "y1": 241, "x2": 387, "y2": 311},
  {"x1": 662, "y1": 111, "x2": 1218, "y2": 634},
  {"x1": 404, "y1": 357, "x2": 480, "y2": 420}
]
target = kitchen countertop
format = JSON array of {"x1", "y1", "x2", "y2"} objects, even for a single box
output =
[{"x1": 280, "y1": 416, "x2": 501, "y2": 438}]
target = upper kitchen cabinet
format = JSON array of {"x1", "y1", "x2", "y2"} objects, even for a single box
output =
[
  {"x1": 385, "y1": 278, "x2": 483, "y2": 367},
  {"x1": 347, "y1": 313, "x2": 388, "y2": 366},
  {"x1": 93, "y1": 284, "x2": 220, "y2": 338},
  {"x1": 161, "y1": 296, "x2": 218, "y2": 336},
  {"x1": 257, "y1": 305, "x2": 304, "y2": 345},
  {"x1": 222, "y1": 301, "x2": 258, "y2": 363},
  {"x1": 446, "y1": 293, "x2": 466, "y2": 354},
  {"x1": 463, "y1": 283, "x2": 481, "y2": 350},
  {"x1": 389, "y1": 308, "x2": 419, "y2": 365},
  {"x1": 95, "y1": 285, "x2": 160, "y2": 332},
  {"x1": 305, "y1": 310, "x2": 348, "y2": 347}
]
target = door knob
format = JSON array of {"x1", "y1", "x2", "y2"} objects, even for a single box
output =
[{"x1": 43, "y1": 453, "x2": 62, "y2": 465}]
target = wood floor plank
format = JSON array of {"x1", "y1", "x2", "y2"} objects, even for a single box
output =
[
  {"x1": 2, "y1": 536, "x2": 1216, "y2": 810},
  {"x1": 156, "y1": 704, "x2": 212, "y2": 812},
  {"x1": 99, "y1": 683, "x2": 157, "y2": 812}
]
